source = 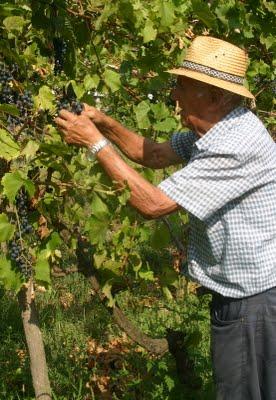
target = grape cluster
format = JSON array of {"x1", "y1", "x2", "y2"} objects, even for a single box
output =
[
  {"x1": 53, "y1": 38, "x2": 68, "y2": 75},
  {"x1": 9, "y1": 240, "x2": 32, "y2": 278},
  {"x1": 16, "y1": 90, "x2": 34, "y2": 118},
  {"x1": 0, "y1": 61, "x2": 33, "y2": 130},
  {"x1": 57, "y1": 97, "x2": 84, "y2": 115},
  {"x1": 8, "y1": 189, "x2": 33, "y2": 279},
  {"x1": 16, "y1": 189, "x2": 33, "y2": 235},
  {"x1": 0, "y1": 62, "x2": 18, "y2": 84},
  {"x1": 0, "y1": 84, "x2": 15, "y2": 103}
]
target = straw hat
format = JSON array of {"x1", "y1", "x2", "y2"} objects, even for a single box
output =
[{"x1": 168, "y1": 36, "x2": 254, "y2": 99}]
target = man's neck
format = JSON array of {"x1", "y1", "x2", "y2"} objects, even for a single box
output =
[{"x1": 193, "y1": 105, "x2": 239, "y2": 138}]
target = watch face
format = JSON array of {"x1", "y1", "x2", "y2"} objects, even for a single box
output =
[{"x1": 86, "y1": 148, "x2": 96, "y2": 161}]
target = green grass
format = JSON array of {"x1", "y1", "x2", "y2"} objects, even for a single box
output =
[{"x1": 0, "y1": 275, "x2": 215, "y2": 399}]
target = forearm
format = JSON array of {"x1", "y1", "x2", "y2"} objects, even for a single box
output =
[
  {"x1": 98, "y1": 116, "x2": 146, "y2": 164},
  {"x1": 96, "y1": 117, "x2": 180, "y2": 169},
  {"x1": 96, "y1": 144, "x2": 180, "y2": 219}
]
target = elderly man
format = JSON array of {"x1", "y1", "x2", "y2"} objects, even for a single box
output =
[{"x1": 55, "y1": 36, "x2": 276, "y2": 399}]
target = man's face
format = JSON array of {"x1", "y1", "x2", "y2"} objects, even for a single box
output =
[{"x1": 171, "y1": 76, "x2": 210, "y2": 130}]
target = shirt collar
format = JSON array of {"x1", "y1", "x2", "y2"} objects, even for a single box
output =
[{"x1": 194, "y1": 107, "x2": 247, "y2": 151}]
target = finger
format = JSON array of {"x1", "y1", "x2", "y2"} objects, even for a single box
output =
[
  {"x1": 82, "y1": 111, "x2": 97, "y2": 120},
  {"x1": 54, "y1": 116, "x2": 69, "y2": 128},
  {"x1": 82, "y1": 106, "x2": 97, "y2": 119},
  {"x1": 59, "y1": 128, "x2": 67, "y2": 137},
  {"x1": 82, "y1": 103, "x2": 93, "y2": 112},
  {"x1": 59, "y1": 129, "x2": 74, "y2": 144},
  {"x1": 58, "y1": 109, "x2": 78, "y2": 121}
]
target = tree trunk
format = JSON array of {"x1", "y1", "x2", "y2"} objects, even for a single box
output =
[{"x1": 18, "y1": 281, "x2": 52, "y2": 400}]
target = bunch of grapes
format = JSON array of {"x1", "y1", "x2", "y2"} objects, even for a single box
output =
[
  {"x1": 0, "y1": 61, "x2": 34, "y2": 130},
  {"x1": 0, "y1": 62, "x2": 14, "y2": 84},
  {"x1": 16, "y1": 189, "x2": 33, "y2": 235},
  {"x1": 16, "y1": 90, "x2": 34, "y2": 118},
  {"x1": 9, "y1": 240, "x2": 32, "y2": 279},
  {"x1": 8, "y1": 189, "x2": 33, "y2": 279},
  {"x1": 57, "y1": 96, "x2": 84, "y2": 115},
  {"x1": 0, "y1": 82, "x2": 17, "y2": 102},
  {"x1": 53, "y1": 38, "x2": 68, "y2": 75}
]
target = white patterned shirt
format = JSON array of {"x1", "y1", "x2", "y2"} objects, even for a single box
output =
[{"x1": 158, "y1": 107, "x2": 276, "y2": 298}]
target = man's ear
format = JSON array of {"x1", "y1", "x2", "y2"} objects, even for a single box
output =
[{"x1": 208, "y1": 87, "x2": 224, "y2": 110}]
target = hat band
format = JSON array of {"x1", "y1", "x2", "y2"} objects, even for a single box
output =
[{"x1": 182, "y1": 61, "x2": 244, "y2": 85}]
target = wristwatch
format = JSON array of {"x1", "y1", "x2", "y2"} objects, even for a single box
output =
[{"x1": 86, "y1": 138, "x2": 111, "y2": 161}]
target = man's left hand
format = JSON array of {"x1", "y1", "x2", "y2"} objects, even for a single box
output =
[{"x1": 54, "y1": 109, "x2": 103, "y2": 148}]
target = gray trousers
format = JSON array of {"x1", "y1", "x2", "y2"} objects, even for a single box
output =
[{"x1": 210, "y1": 287, "x2": 276, "y2": 400}]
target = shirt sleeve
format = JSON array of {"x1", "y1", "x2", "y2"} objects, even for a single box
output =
[
  {"x1": 158, "y1": 150, "x2": 256, "y2": 221},
  {"x1": 170, "y1": 131, "x2": 198, "y2": 162}
]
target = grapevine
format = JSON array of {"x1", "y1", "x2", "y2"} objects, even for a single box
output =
[{"x1": 9, "y1": 189, "x2": 33, "y2": 279}]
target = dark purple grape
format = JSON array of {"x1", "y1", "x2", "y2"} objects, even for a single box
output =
[
  {"x1": 56, "y1": 96, "x2": 83, "y2": 116},
  {"x1": 53, "y1": 38, "x2": 68, "y2": 75}
]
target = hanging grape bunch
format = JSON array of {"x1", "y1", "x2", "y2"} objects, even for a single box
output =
[
  {"x1": 9, "y1": 189, "x2": 33, "y2": 279},
  {"x1": 0, "y1": 61, "x2": 33, "y2": 130},
  {"x1": 53, "y1": 37, "x2": 68, "y2": 75},
  {"x1": 56, "y1": 93, "x2": 84, "y2": 115}
]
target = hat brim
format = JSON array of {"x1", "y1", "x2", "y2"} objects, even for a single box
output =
[{"x1": 167, "y1": 68, "x2": 255, "y2": 99}]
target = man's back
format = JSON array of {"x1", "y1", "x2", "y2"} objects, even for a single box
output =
[{"x1": 159, "y1": 107, "x2": 276, "y2": 297}]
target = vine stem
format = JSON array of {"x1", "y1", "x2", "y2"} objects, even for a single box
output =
[
  {"x1": 18, "y1": 280, "x2": 52, "y2": 400},
  {"x1": 14, "y1": 206, "x2": 23, "y2": 246},
  {"x1": 47, "y1": 177, "x2": 127, "y2": 195},
  {"x1": 162, "y1": 216, "x2": 186, "y2": 254},
  {"x1": 0, "y1": 121, "x2": 14, "y2": 135},
  {"x1": 258, "y1": 110, "x2": 276, "y2": 117}
]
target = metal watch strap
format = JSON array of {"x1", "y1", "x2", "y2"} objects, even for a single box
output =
[{"x1": 86, "y1": 138, "x2": 111, "y2": 160}]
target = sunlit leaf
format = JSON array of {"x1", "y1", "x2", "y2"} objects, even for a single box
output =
[
  {"x1": 3, "y1": 16, "x2": 27, "y2": 32},
  {"x1": 103, "y1": 69, "x2": 121, "y2": 92},
  {"x1": 0, "y1": 255, "x2": 23, "y2": 292},
  {"x1": 142, "y1": 20, "x2": 157, "y2": 43},
  {"x1": 0, "y1": 213, "x2": 15, "y2": 242},
  {"x1": 34, "y1": 85, "x2": 55, "y2": 111},
  {"x1": 1, "y1": 171, "x2": 35, "y2": 202},
  {"x1": 34, "y1": 256, "x2": 51, "y2": 287}
]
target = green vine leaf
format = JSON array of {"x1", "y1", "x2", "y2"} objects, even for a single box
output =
[
  {"x1": 102, "y1": 280, "x2": 115, "y2": 307},
  {"x1": 85, "y1": 215, "x2": 110, "y2": 246},
  {"x1": 191, "y1": 0, "x2": 218, "y2": 29},
  {"x1": 153, "y1": 117, "x2": 177, "y2": 132},
  {"x1": 150, "y1": 224, "x2": 171, "y2": 250},
  {"x1": 0, "y1": 104, "x2": 20, "y2": 116},
  {"x1": 158, "y1": 0, "x2": 175, "y2": 28},
  {"x1": 103, "y1": 69, "x2": 122, "y2": 92},
  {"x1": 21, "y1": 140, "x2": 40, "y2": 160},
  {"x1": 34, "y1": 256, "x2": 51, "y2": 287},
  {"x1": 0, "y1": 255, "x2": 23, "y2": 292},
  {"x1": 0, "y1": 213, "x2": 15, "y2": 242},
  {"x1": 91, "y1": 193, "x2": 109, "y2": 218},
  {"x1": 142, "y1": 20, "x2": 157, "y2": 43},
  {"x1": 3, "y1": 16, "x2": 28, "y2": 33},
  {"x1": 0, "y1": 129, "x2": 20, "y2": 160},
  {"x1": 34, "y1": 85, "x2": 56, "y2": 111},
  {"x1": 134, "y1": 101, "x2": 151, "y2": 129},
  {"x1": 1, "y1": 171, "x2": 35, "y2": 202}
]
